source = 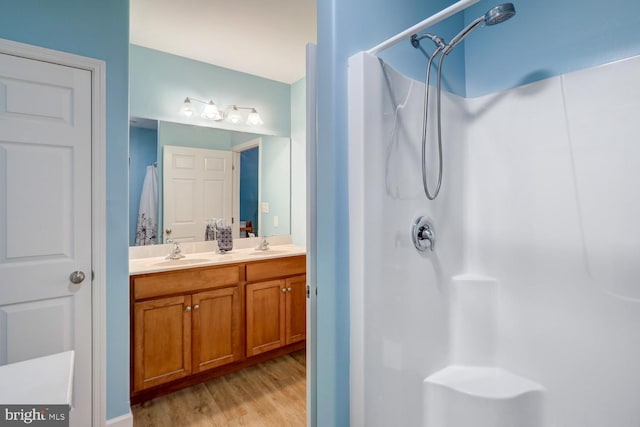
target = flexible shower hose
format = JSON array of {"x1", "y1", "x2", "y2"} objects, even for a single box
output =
[{"x1": 421, "y1": 46, "x2": 446, "y2": 200}]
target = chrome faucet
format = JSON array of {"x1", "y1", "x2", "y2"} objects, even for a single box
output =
[
  {"x1": 411, "y1": 216, "x2": 436, "y2": 252},
  {"x1": 168, "y1": 241, "x2": 185, "y2": 259},
  {"x1": 255, "y1": 235, "x2": 270, "y2": 251}
]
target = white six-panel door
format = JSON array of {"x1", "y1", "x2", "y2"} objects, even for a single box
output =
[
  {"x1": 0, "y1": 52, "x2": 92, "y2": 426},
  {"x1": 163, "y1": 145, "x2": 232, "y2": 242}
]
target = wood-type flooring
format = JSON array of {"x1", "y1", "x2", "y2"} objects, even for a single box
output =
[{"x1": 132, "y1": 350, "x2": 306, "y2": 427}]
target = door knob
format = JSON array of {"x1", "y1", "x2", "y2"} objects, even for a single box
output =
[{"x1": 69, "y1": 270, "x2": 86, "y2": 284}]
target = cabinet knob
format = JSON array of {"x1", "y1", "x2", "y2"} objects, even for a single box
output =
[
  {"x1": 193, "y1": 304, "x2": 200, "y2": 310},
  {"x1": 185, "y1": 306, "x2": 191, "y2": 312},
  {"x1": 287, "y1": 287, "x2": 292, "y2": 292},
  {"x1": 281, "y1": 288, "x2": 287, "y2": 293}
]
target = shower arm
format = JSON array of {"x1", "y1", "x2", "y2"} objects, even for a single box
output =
[
  {"x1": 366, "y1": 0, "x2": 480, "y2": 55},
  {"x1": 411, "y1": 33, "x2": 446, "y2": 49}
]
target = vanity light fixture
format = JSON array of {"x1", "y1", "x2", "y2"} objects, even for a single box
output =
[
  {"x1": 247, "y1": 108, "x2": 264, "y2": 125},
  {"x1": 182, "y1": 97, "x2": 222, "y2": 120},
  {"x1": 181, "y1": 97, "x2": 194, "y2": 117},
  {"x1": 181, "y1": 97, "x2": 263, "y2": 125},
  {"x1": 227, "y1": 106, "x2": 242, "y2": 124}
]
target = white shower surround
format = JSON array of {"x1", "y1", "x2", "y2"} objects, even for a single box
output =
[{"x1": 348, "y1": 51, "x2": 640, "y2": 426}]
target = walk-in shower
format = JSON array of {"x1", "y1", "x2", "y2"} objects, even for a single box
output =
[
  {"x1": 349, "y1": 0, "x2": 640, "y2": 426},
  {"x1": 411, "y1": 3, "x2": 516, "y2": 199}
]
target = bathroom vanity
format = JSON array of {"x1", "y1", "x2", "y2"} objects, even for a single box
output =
[{"x1": 129, "y1": 245, "x2": 306, "y2": 403}]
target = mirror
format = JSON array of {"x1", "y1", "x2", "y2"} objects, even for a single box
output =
[{"x1": 129, "y1": 118, "x2": 291, "y2": 246}]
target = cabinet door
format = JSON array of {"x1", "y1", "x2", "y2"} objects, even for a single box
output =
[
  {"x1": 192, "y1": 286, "x2": 242, "y2": 373},
  {"x1": 133, "y1": 295, "x2": 192, "y2": 391},
  {"x1": 285, "y1": 275, "x2": 307, "y2": 345},
  {"x1": 246, "y1": 280, "x2": 286, "y2": 356}
]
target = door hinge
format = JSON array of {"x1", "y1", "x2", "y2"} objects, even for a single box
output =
[{"x1": 306, "y1": 285, "x2": 310, "y2": 298}]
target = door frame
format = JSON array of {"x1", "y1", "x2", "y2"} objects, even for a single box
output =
[
  {"x1": 231, "y1": 138, "x2": 261, "y2": 239},
  {"x1": 0, "y1": 38, "x2": 107, "y2": 426},
  {"x1": 305, "y1": 42, "x2": 318, "y2": 427}
]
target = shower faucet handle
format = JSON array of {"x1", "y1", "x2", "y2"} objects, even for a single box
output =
[
  {"x1": 411, "y1": 216, "x2": 435, "y2": 252},
  {"x1": 419, "y1": 226, "x2": 435, "y2": 251}
]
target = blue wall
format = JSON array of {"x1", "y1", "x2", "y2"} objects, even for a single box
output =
[
  {"x1": 157, "y1": 121, "x2": 232, "y2": 152},
  {"x1": 316, "y1": 1, "x2": 463, "y2": 425},
  {"x1": 260, "y1": 136, "x2": 291, "y2": 237},
  {"x1": 317, "y1": 0, "x2": 640, "y2": 425},
  {"x1": 129, "y1": 127, "x2": 158, "y2": 245},
  {"x1": 463, "y1": 0, "x2": 640, "y2": 97},
  {"x1": 0, "y1": 0, "x2": 131, "y2": 420},
  {"x1": 240, "y1": 147, "x2": 260, "y2": 236},
  {"x1": 130, "y1": 45, "x2": 292, "y2": 137},
  {"x1": 290, "y1": 78, "x2": 307, "y2": 246}
]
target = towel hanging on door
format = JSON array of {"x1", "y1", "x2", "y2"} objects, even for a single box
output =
[{"x1": 135, "y1": 164, "x2": 158, "y2": 245}]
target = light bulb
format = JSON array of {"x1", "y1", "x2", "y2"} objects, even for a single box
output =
[
  {"x1": 202, "y1": 100, "x2": 221, "y2": 120},
  {"x1": 182, "y1": 98, "x2": 194, "y2": 117},
  {"x1": 227, "y1": 106, "x2": 242, "y2": 124},
  {"x1": 247, "y1": 109, "x2": 263, "y2": 125}
]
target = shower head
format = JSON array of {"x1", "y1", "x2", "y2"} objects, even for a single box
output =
[
  {"x1": 484, "y1": 3, "x2": 516, "y2": 25},
  {"x1": 443, "y1": 3, "x2": 516, "y2": 55}
]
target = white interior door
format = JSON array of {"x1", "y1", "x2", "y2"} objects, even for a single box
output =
[
  {"x1": 0, "y1": 52, "x2": 92, "y2": 426},
  {"x1": 163, "y1": 145, "x2": 232, "y2": 242}
]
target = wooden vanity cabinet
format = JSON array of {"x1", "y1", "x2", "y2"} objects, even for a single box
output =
[
  {"x1": 133, "y1": 294, "x2": 192, "y2": 391},
  {"x1": 245, "y1": 255, "x2": 307, "y2": 357},
  {"x1": 131, "y1": 255, "x2": 306, "y2": 402},
  {"x1": 285, "y1": 275, "x2": 307, "y2": 345},
  {"x1": 131, "y1": 264, "x2": 243, "y2": 393},
  {"x1": 245, "y1": 275, "x2": 307, "y2": 357},
  {"x1": 191, "y1": 286, "x2": 242, "y2": 373},
  {"x1": 246, "y1": 279, "x2": 287, "y2": 356}
]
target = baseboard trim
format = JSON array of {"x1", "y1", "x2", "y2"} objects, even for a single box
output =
[{"x1": 106, "y1": 409, "x2": 132, "y2": 427}]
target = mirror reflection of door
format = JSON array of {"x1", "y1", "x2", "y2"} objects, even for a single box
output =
[
  {"x1": 163, "y1": 145, "x2": 233, "y2": 243},
  {"x1": 239, "y1": 146, "x2": 259, "y2": 238},
  {"x1": 129, "y1": 119, "x2": 292, "y2": 245}
]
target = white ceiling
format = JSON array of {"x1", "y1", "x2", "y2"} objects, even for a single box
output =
[{"x1": 130, "y1": 0, "x2": 317, "y2": 84}]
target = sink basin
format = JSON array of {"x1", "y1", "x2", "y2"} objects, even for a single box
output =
[
  {"x1": 153, "y1": 258, "x2": 211, "y2": 266},
  {"x1": 249, "y1": 250, "x2": 289, "y2": 256}
]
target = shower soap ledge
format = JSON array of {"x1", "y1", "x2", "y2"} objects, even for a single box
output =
[
  {"x1": 425, "y1": 365, "x2": 545, "y2": 398},
  {"x1": 424, "y1": 365, "x2": 547, "y2": 427}
]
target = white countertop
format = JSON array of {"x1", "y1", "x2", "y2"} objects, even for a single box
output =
[
  {"x1": 130, "y1": 244, "x2": 306, "y2": 275},
  {"x1": 0, "y1": 351, "x2": 74, "y2": 405}
]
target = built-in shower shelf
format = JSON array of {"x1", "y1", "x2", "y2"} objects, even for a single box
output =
[
  {"x1": 424, "y1": 365, "x2": 547, "y2": 427},
  {"x1": 426, "y1": 365, "x2": 544, "y2": 398}
]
